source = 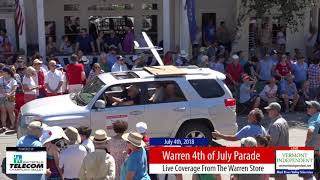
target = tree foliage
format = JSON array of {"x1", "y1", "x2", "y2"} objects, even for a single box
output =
[{"x1": 238, "y1": 0, "x2": 318, "y2": 31}]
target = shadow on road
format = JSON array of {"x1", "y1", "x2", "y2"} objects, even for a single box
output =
[
  {"x1": 1, "y1": 158, "x2": 17, "y2": 180},
  {"x1": 5, "y1": 130, "x2": 16, "y2": 135}
]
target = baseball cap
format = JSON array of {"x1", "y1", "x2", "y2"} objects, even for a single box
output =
[
  {"x1": 305, "y1": 101, "x2": 320, "y2": 111},
  {"x1": 136, "y1": 122, "x2": 147, "y2": 134},
  {"x1": 56, "y1": 64, "x2": 63, "y2": 69},
  {"x1": 264, "y1": 102, "x2": 281, "y2": 112},
  {"x1": 241, "y1": 137, "x2": 257, "y2": 147}
]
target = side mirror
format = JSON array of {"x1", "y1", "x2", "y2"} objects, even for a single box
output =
[{"x1": 95, "y1": 100, "x2": 106, "y2": 109}]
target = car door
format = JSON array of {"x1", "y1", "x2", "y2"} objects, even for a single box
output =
[
  {"x1": 90, "y1": 83, "x2": 145, "y2": 136},
  {"x1": 142, "y1": 80, "x2": 190, "y2": 137}
]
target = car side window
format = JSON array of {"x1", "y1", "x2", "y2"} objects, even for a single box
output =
[
  {"x1": 189, "y1": 79, "x2": 225, "y2": 98},
  {"x1": 145, "y1": 81, "x2": 187, "y2": 104},
  {"x1": 99, "y1": 83, "x2": 143, "y2": 107}
]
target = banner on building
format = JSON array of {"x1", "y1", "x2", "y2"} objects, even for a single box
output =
[{"x1": 185, "y1": 0, "x2": 197, "y2": 43}]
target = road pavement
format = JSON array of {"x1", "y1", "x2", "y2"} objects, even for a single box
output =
[{"x1": 0, "y1": 112, "x2": 310, "y2": 180}]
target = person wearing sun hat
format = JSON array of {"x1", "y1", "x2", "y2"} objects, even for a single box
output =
[
  {"x1": 79, "y1": 129, "x2": 115, "y2": 180},
  {"x1": 59, "y1": 127, "x2": 87, "y2": 180},
  {"x1": 120, "y1": 132, "x2": 150, "y2": 180},
  {"x1": 40, "y1": 126, "x2": 69, "y2": 180},
  {"x1": 16, "y1": 120, "x2": 47, "y2": 180}
]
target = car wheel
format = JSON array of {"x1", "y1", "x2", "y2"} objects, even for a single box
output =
[
  {"x1": 176, "y1": 123, "x2": 224, "y2": 147},
  {"x1": 176, "y1": 123, "x2": 211, "y2": 139}
]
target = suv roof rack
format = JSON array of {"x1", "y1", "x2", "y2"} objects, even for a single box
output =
[{"x1": 143, "y1": 66, "x2": 187, "y2": 77}]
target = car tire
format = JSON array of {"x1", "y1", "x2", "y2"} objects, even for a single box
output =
[{"x1": 176, "y1": 122, "x2": 225, "y2": 147}]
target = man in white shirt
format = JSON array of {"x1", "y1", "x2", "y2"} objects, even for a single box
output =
[
  {"x1": 59, "y1": 127, "x2": 87, "y2": 180},
  {"x1": 78, "y1": 126, "x2": 95, "y2": 153},
  {"x1": 111, "y1": 55, "x2": 128, "y2": 72},
  {"x1": 45, "y1": 60, "x2": 63, "y2": 96}
]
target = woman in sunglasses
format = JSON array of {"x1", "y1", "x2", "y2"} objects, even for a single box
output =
[{"x1": 87, "y1": 63, "x2": 104, "y2": 83}]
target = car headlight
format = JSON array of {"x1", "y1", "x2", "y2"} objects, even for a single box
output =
[{"x1": 21, "y1": 115, "x2": 42, "y2": 128}]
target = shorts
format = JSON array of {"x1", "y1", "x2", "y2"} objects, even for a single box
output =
[{"x1": 0, "y1": 97, "x2": 14, "y2": 107}]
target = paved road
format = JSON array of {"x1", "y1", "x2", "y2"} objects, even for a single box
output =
[{"x1": 0, "y1": 112, "x2": 310, "y2": 180}]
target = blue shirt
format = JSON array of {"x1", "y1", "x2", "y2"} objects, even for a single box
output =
[
  {"x1": 203, "y1": 25, "x2": 216, "y2": 43},
  {"x1": 235, "y1": 124, "x2": 267, "y2": 140},
  {"x1": 120, "y1": 148, "x2": 150, "y2": 180},
  {"x1": 307, "y1": 112, "x2": 320, "y2": 151},
  {"x1": 76, "y1": 35, "x2": 94, "y2": 53},
  {"x1": 16, "y1": 135, "x2": 45, "y2": 180},
  {"x1": 107, "y1": 53, "x2": 117, "y2": 68},
  {"x1": 240, "y1": 82, "x2": 252, "y2": 103},
  {"x1": 259, "y1": 59, "x2": 274, "y2": 81},
  {"x1": 293, "y1": 62, "x2": 308, "y2": 82},
  {"x1": 280, "y1": 80, "x2": 297, "y2": 96}
]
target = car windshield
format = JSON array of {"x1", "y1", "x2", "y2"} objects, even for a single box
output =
[{"x1": 72, "y1": 77, "x2": 106, "y2": 106}]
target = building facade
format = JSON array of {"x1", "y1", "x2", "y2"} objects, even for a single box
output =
[{"x1": 0, "y1": 0, "x2": 319, "y2": 59}]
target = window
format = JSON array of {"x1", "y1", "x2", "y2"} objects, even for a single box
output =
[
  {"x1": 189, "y1": 79, "x2": 225, "y2": 98},
  {"x1": 146, "y1": 81, "x2": 187, "y2": 104},
  {"x1": 142, "y1": 3, "x2": 158, "y2": 10},
  {"x1": 64, "y1": 16, "x2": 80, "y2": 44},
  {"x1": 99, "y1": 83, "x2": 144, "y2": 107},
  {"x1": 111, "y1": 72, "x2": 139, "y2": 80},
  {"x1": 88, "y1": 3, "x2": 134, "y2": 11},
  {"x1": 142, "y1": 15, "x2": 158, "y2": 44},
  {"x1": 73, "y1": 77, "x2": 106, "y2": 106},
  {"x1": 64, "y1": 4, "x2": 80, "y2": 11}
]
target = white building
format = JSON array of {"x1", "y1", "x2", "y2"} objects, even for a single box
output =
[{"x1": 1, "y1": 0, "x2": 319, "y2": 58}]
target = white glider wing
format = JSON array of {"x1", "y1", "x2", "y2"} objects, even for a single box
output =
[{"x1": 142, "y1": 32, "x2": 164, "y2": 66}]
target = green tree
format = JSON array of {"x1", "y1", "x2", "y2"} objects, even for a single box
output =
[{"x1": 238, "y1": 0, "x2": 318, "y2": 31}]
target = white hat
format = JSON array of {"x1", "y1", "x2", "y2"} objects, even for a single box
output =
[
  {"x1": 179, "y1": 50, "x2": 188, "y2": 58},
  {"x1": 80, "y1": 56, "x2": 90, "y2": 65},
  {"x1": 136, "y1": 122, "x2": 147, "y2": 134},
  {"x1": 122, "y1": 132, "x2": 146, "y2": 147},
  {"x1": 241, "y1": 137, "x2": 257, "y2": 147},
  {"x1": 40, "y1": 126, "x2": 69, "y2": 145},
  {"x1": 232, "y1": 54, "x2": 240, "y2": 59}
]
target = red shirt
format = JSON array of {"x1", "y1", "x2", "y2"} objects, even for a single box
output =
[
  {"x1": 37, "y1": 70, "x2": 46, "y2": 94},
  {"x1": 275, "y1": 62, "x2": 291, "y2": 77},
  {"x1": 66, "y1": 63, "x2": 84, "y2": 85},
  {"x1": 226, "y1": 63, "x2": 243, "y2": 85}
]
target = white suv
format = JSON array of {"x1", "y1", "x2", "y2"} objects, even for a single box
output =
[{"x1": 17, "y1": 66, "x2": 237, "y2": 140}]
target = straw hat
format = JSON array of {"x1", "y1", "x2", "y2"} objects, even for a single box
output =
[
  {"x1": 90, "y1": 129, "x2": 111, "y2": 144},
  {"x1": 122, "y1": 132, "x2": 146, "y2": 147},
  {"x1": 64, "y1": 127, "x2": 81, "y2": 145},
  {"x1": 27, "y1": 121, "x2": 47, "y2": 137},
  {"x1": 33, "y1": 59, "x2": 43, "y2": 64},
  {"x1": 40, "y1": 126, "x2": 69, "y2": 145}
]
